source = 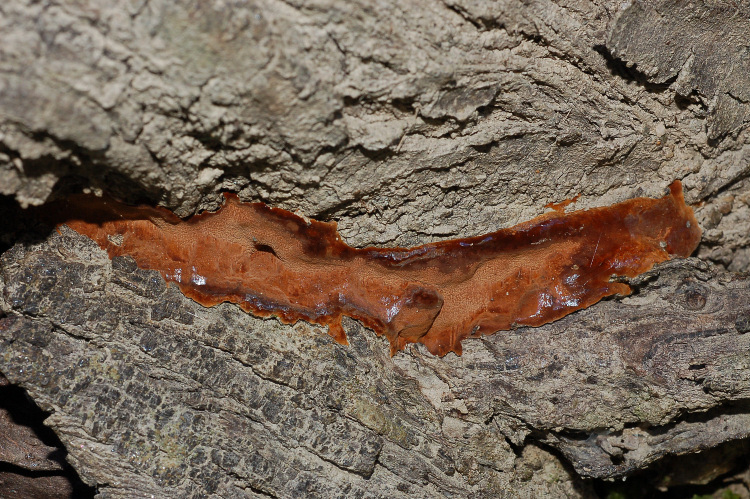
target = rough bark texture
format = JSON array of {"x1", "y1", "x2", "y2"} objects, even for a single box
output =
[{"x1": 1, "y1": 0, "x2": 750, "y2": 497}]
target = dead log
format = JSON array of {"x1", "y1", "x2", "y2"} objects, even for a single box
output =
[{"x1": 1, "y1": 0, "x2": 750, "y2": 496}]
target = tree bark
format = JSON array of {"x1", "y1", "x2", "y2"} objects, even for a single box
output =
[{"x1": 1, "y1": 0, "x2": 750, "y2": 497}]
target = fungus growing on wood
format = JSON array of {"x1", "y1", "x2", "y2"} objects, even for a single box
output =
[{"x1": 55, "y1": 181, "x2": 701, "y2": 356}]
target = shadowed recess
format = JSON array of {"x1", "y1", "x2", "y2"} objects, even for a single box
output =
[{"x1": 47, "y1": 181, "x2": 700, "y2": 356}]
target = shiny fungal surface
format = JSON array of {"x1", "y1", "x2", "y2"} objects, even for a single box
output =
[{"x1": 54, "y1": 181, "x2": 701, "y2": 356}]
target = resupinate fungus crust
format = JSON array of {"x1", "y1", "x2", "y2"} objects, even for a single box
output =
[{"x1": 53, "y1": 181, "x2": 701, "y2": 356}]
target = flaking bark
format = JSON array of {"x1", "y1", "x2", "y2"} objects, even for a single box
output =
[{"x1": 1, "y1": 0, "x2": 750, "y2": 496}]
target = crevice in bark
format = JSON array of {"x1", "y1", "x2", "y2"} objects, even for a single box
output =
[
  {"x1": 592, "y1": 45, "x2": 677, "y2": 93},
  {"x1": 0, "y1": 374, "x2": 97, "y2": 498}
]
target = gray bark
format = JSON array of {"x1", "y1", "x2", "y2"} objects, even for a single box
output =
[{"x1": 1, "y1": 0, "x2": 750, "y2": 497}]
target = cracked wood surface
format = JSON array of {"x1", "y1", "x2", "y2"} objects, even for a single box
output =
[
  {"x1": 0, "y1": 0, "x2": 748, "y2": 262},
  {"x1": 2, "y1": 0, "x2": 750, "y2": 496}
]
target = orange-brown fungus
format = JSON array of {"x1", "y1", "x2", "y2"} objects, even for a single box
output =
[
  {"x1": 55, "y1": 181, "x2": 701, "y2": 356},
  {"x1": 545, "y1": 193, "x2": 581, "y2": 213}
]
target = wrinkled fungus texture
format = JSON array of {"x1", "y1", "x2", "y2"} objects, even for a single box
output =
[{"x1": 55, "y1": 181, "x2": 700, "y2": 356}]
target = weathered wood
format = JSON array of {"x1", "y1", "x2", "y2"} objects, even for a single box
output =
[{"x1": 1, "y1": 0, "x2": 750, "y2": 496}]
